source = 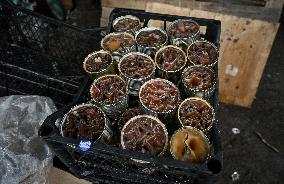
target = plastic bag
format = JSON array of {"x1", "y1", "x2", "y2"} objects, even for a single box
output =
[{"x1": 0, "y1": 95, "x2": 56, "y2": 184}]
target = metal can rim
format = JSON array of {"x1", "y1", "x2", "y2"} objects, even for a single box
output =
[
  {"x1": 112, "y1": 15, "x2": 141, "y2": 32},
  {"x1": 120, "y1": 114, "x2": 169, "y2": 156},
  {"x1": 154, "y1": 45, "x2": 187, "y2": 73},
  {"x1": 83, "y1": 50, "x2": 114, "y2": 75},
  {"x1": 118, "y1": 52, "x2": 156, "y2": 80},
  {"x1": 138, "y1": 78, "x2": 181, "y2": 114},
  {"x1": 60, "y1": 103, "x2": 109, "y2": 143},
  {"x1": 181, "y1": 65, "x2": 216, "y2": 93},
  {"x1": 177, "y1": 97, "x2": 215, "y2": 132},
  {"x1": 166, "y1": 19, "x2": 200, "y2": 38},
  {"x1": 186, "y1": 40, "x2": 219, "y2": 67},
  {"x1": 90, "y1": 74, "x2": 128, "y2": 106},
  {"x1": 135, "y1": 27, "x2": 168, "y2": 48},
  {"x1": 101, "y1": 32, "x2": 136, "y2": 52},
  {"x1": 169, "y1": 126, "x2": 210, "y2": 163}
]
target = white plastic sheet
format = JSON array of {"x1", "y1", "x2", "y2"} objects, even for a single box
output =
[{"x1": 0, "y1": 95, "x2": 56, "y2": 184}]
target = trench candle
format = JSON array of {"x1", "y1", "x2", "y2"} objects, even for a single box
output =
[
  {"x1": 187, "y1": 40, "x2": 219, "y2": 67},
  {"x1": 101, "y1": 32, "x2": 136, "y2": 66},
  {"x1": 61, "y1": 103, "x2": 112, "y2": 144},
  {"x1": 118, "y1": 52, "x2": 156, "y2": 96},
  {"x1": 167, "y1": 19, "x2": 200, "y2": 50},
  {"x1": 121, "y1": 115, "x2": 168, "y2": 156},
  {"x1": 90, "y1": 75, "x2": 128, "y2": 118},
  {"x1": 155, "y1": 45, "x2": 187, "y2": 84},
  {"x1": 83, "y1": 50, "x2": 115, "y2": 79},
  {"x1": 135, "y1": 27, "x2": 168, "y2": 58},
  {"x1": 139, "y1": 78, "x2": 180, "y2": 124},
  {"x1": 178, "y1": 97, "x2": 215, "y2": 132},
  {"x1": 113, "y1": 15, "x2": 141, "y2": 35},
  {"x1": 181, "y1": 65, "x2": 215, "y2": 99},
  {"x1": 170, "y1": 127, "x2": 210, "y2": 164}
]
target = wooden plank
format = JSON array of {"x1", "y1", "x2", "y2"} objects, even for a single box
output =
[
  {"x1": 146, "y1": 2, "x2": 279, "y2": 107},
  {"x1": 100, "y1": 7, "x2": 114, "y2": 26},
  {"x1": 100, "y1": 17, "x2": 109, "y2": 27},
  {"x1": 101, "y1": 0, "x2": 283, "y2": 22},
  {"x1": 101, "y1": 6, "x2": 114, "y2": 20},
  {"x1": 49, "y1": 167, "x2": 90, "y2": 184}
]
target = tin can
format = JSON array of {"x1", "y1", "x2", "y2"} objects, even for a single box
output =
[
  {"x1": 177, "y1": 97, "x2": 215, "y2": 133},
  {"x1": 83, "y1": 50, "x2": 116, "y2": 80},
  {"x1": 90, "y1": 74, "x2": 128, "y2": 118},
  {"x1": 138, "y1": 78, "x2": 180, "y2": 125},
  {"x1": 60, "y1": 103, "x2": 113, "y2": 144},
  {"x1": 101, "y1": 32, "x2": 136, "y2": 67},
  {"x1": 135, "y1": 27, "x2": 168, "y2": 58},
  {"x1": 118, "y1": 52, "x2": 156, "y2": 96},
  {"x1": 167, "y1": 19, "x2": 200, "y2": 51},
  {"x1": 170, "y1": 126, "x2": 210, "y2": 164},
  {"x1": 187, "y1": 40, "x2": 219, "y2": 68},
  {"x1": 121, "y1": 115, "x2": 168, "y2": 156},
  {"x1": 181, "y1": 65, "x2": 216, "y2": 100},
  {"x1": 154, "y1": 45, "x2": 187, "y2": 84},
  {"x1": 112, "y1": 15, "x2": 141, "y2": 35}
]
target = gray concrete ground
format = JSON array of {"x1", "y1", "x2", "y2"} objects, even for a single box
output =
[{"x1": 216, "y1": 23, "x2": 284, "y2": 184}]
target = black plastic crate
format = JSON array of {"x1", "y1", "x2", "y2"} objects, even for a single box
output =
[
  {"x1": 0, "y1": 0, "x2": 105, "y2": 107},
  {"x1": 39, "y1": 8, "x2": 222, "y2": 184}
]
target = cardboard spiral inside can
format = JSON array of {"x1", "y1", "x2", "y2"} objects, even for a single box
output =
[
  {"x1": 60, "y1": 103, "x2": 113, "y2": 144},
  {"x1": 90, "y1": 74, "x2": 128, "y2": 118},
  {"x1": 170, "y1": 126, "x2": 210, "y2": 164},
  {"x1": 118, "y1": 52, "x2": 156, "y2": 96},
  {"x1": 187, "y1": 40, "x2": 219, "y2": 68},
  {"x1": 101, "y1": 32, "x2": 136, "y2": 67},
  {"x1": 112, "y1": 15, "x2": 141, "y2": 35},
  {"x1": 138, "y1": 78, "x2": 180, "y2": 125},
  {"x1": 177, "y1": 97, "x2": 215, "y2": 133},
  {"x1": 135, "y1": 27, "x2": 168, "y2": 58},
  {"x1": 120, "y1": 115, "x2": 168, "y2": 156},
  {"x1": 167, "y1": 19, "x2": 200, "y2": 51},
  {"x1": 83, "y1": 50, "x2": 116, "y2": 79},
  {"x1": 154, "y1": 45, "x2": 187, "y2": 84},
  {"x1": 181, "y1": 65, "x2": 216, "y2": 100}
]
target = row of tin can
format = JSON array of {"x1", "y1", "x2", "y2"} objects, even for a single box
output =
[{"x1": 61, "y1": 16, "x2": 219, "y2": 164}]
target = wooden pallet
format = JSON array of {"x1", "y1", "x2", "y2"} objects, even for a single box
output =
[
  {"x1": 101, "y1": 0, "x2": 283, "y2": 23},
  {"x1": 100, "y1": 1, "x2": 281, "y2": 107}
]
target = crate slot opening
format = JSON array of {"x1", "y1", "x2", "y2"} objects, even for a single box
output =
[{"x1": 207, "y1": 158, "x2": 222, "y2": 174}]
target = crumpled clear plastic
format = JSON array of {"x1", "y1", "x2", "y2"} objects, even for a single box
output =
[{"x1": 0, "y1": 95, "x2": 56, "y2": 184}]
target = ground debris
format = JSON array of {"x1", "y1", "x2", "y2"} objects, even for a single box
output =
[{"x1": 254, "y1": 131, "x2": 279, "y2": 153}]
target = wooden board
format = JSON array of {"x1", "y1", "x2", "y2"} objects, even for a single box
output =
[
  {"x1": 100, "y1": 6, "x2": 114, "y2": 26},
  {"x1": 146, "y1": 2, "x2": 279, "y2": 107},
  {"x1": 49, "y1": 167, "x2": 90, "y2": 184},
  {"x1": 101, "y1": 0, "x2": 283, "y2": 22}
]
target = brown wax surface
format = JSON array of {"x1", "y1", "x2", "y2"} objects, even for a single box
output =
[
  {"x1": 183, "y1": 66, "x2": 214, "y2": 90},
  {"x1": 140, "y1": 80, "x2": 179, "y2": 112},
  {"x1": 179, "y1": 99, "x2": 213, "y2": 131},
  {"x1": 187, "y1": 42, "x2": 218, "y2": 65},
  {"x1": 91, "y1": 75, "x2": 126, "y2": 103},
  {"x1": 120, "y1": 54, "x2": 154, "y2": 78},
  {"x1": 118, "y1": 108, "x2": 141, "y2": 131},
  {"x1": 122, "y1": 116, "x2": 167, "y2": 155},
  {"x1": 102, "y1": 33, "x2": 135, "y2": 52},
  {"x1": 114, "y1": 17, "x2": 140, "y2": 32},
  {"x1": 156, "y1": 47, "x2": 186, "y2": 71},
  {"x1": 168, "y1": 20, "x2": 199, "y2": 37},
  {"x1": 171, "y1": 128, "x2": 209, "y2": 164},
  {"x1": 62, "y1": 106, "x2": 105, "y2": 141},
  {"x1": 136, "y1": 30, "x2": 167, "y2": 47},
  {"x1": 84, "y1": 52, "x2": 112, "y2": 73}
]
